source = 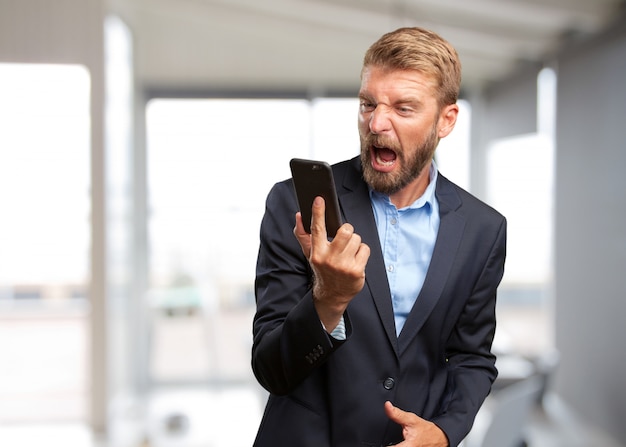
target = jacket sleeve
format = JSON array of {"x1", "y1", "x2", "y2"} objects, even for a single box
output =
[
  {"x1": 432, "y1": 216, "x2": 506, "y2": 447},
  {"x1": 251, "y1": 180, "x2": 348, "y2": 395}
]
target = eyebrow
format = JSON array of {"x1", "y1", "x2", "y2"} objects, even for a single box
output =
[
  {"x1": 358, "y1": 92, "x2": 423, "y2": 105},
  {"x1": 394, "y1": 97, "x2": 423, "y2": 106}
]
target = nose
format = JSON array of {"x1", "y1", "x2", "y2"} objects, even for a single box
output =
[{"x1": 368, "y1": 106, "x2": 392, "y2": 134}]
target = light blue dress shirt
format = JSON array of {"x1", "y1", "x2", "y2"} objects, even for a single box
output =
[
  {"x1": 370, "y1": 163, "x2": 440, "y2": 336},
  {"x1": 325, "y1": 163, "x2": 440, "y2": 340}
]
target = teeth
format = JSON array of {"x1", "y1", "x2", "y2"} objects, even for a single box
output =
[{"x1": 375, "y1": 152, "x2": 395, "y2": 166}]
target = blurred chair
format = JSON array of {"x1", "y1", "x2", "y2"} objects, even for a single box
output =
[
  {"x1": 463, "y1": 375, "x2": 543, "y2": 447},
  {"x1": 532, "y1": 349, "x2": 560, "y2": 408}
]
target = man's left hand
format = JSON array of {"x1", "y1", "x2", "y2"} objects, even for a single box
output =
[{"x1": 384, "y1": 401, "x2": 449, "y2": 447}]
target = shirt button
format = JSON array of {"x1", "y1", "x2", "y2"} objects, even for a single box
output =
[
  {"x1": 383, "y1": 377, "x2": 395, "y2": 390},
  {"x1": 390, "y1": 218, "x2": 397, "y2": 225},
  {"x1": 387, "y1": 265, "x2": 394, "y2": 273}
]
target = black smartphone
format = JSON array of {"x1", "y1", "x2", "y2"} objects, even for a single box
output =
[{"x1": 289, "y1": 158, "x2": 343, "y2": 237}]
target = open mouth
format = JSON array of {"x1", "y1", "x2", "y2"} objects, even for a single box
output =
[{"x1": 372, "y1": 145, "x2": 397, "y2": 169}]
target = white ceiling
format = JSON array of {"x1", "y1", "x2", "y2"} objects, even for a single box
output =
[{"x1": 109, "y1": 0, "x2": 625, "y2": 94}]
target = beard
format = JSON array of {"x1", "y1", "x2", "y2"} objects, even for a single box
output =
[{"x1": 360, "y1": 123, "x2": 439, "y2": 195}]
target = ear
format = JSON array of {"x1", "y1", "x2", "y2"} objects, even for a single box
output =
[{"x1": 437, "y1": 103, "x2": 459, "y2": 138}]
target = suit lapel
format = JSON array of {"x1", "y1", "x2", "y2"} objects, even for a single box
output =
[
  {"x1": 335, "y1": 162, "x2": 466, "y2": 357},
  {"x1": 398, "y1": 175, "x2": 465, "y2": 355},
  {"x1": 338, "y1": 159, "x2": 398, "y2": 355}
]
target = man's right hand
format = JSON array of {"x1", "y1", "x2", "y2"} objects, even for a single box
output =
[{"x1": 294, "y1": 196, "x2": 370, "y2": 332}]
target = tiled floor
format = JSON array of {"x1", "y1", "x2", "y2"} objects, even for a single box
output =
[
  {"x1": 0, "y1": 306, "x2": 623, "y2": 447},
  {"x1": 0, "y1": 390, "x2": 623, "y2": 447},
  {"x1": 0, "y1": 385, "x2": 265, "y2": 447},
  {"x1": 139, "y1": 386, "x2": 265, "y2": 447}
]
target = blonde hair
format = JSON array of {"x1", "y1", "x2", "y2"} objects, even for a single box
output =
[{"x1": 362, "y1": 27, "x2": 461, "y2": 106}]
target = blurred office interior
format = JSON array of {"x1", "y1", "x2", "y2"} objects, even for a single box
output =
[{"x1": 0, "y1": 1, "x2": 625, "y2": 446}]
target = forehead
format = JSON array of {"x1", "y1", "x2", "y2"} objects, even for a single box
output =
[{"x1": 359, "y1": 65, "x2": 438, "y2": 101}]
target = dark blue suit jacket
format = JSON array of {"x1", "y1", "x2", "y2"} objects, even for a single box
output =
[{"x1": 252, "y1": 157, "x2": 506, "y2": 447}]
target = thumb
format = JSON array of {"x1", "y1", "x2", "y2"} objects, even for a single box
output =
[{"x1": 384, "y1": 401, "x2": 410, "y2": 425}]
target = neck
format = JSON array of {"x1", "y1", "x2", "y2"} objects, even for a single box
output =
[{"x1": 388, "y1": 161, "x2": 432, "y2": 208}]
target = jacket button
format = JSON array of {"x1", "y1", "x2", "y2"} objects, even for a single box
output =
[{"x1": 383, "y1": 377, "x2": 395, "y2": 390}]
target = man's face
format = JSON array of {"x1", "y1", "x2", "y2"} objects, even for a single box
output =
[{"x1": 358, "y1": 65, "x2": 451, "y2": 195}]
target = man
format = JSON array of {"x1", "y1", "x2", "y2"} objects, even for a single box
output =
[{"x1": 252, "y1": 27, "x2": 506, "y2": 447}]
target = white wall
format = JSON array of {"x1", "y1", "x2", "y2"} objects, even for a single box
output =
[
  {"x1": 553, "y1": 20, "x2": 626, "y2": 444},
  {"x1": 472, "y1": 19, "x2": 626, "y2": 444}
]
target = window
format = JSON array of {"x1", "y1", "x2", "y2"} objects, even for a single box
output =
[
  {"x1": 486, "y1": 68, "x2": 557, "y2": 356},
  {"x1": 145, "y1": 97, "x2": 358, "y2": 380},
  {"x1": 143, "y1": 96, "x2": 360, "y2": 445},
  {"x1": 0, "y1": 63, "x2": 90, "y2": 422}
]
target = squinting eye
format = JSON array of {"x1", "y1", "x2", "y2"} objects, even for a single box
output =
[{"x1": 360, "y1": 102, "x2": 375, "y2": 112}]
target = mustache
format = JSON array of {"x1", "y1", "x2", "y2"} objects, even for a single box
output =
[{"x1": 363, "y1": 134, "x2": 399, "y2": 151}]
